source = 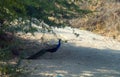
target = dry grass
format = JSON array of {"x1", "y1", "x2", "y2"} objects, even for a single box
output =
[{"x1": 69, "y1": 0, "x2": 120, "y2": 41}]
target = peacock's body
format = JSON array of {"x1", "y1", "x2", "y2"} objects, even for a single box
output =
[{"x1": 26, "y1": 39, "x2": 61, "y2": 59}]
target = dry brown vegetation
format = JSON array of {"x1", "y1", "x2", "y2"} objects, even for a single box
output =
[{"x1": 69, "y1": 0, "x2": 120, "y2": 41}]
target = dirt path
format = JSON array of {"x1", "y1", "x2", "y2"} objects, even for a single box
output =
[{"x1": 20, "y1": 27, "x2": 120, "y2": 77}]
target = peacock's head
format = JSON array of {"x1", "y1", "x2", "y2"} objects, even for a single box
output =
[
  {"x1": 59, "y1": 39, "x2": 61, "y2": 41},
  {"x1": 58, "y1": 39, "x2": 62, "y2": 44}
]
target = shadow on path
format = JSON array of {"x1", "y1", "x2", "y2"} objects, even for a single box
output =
[{"x1": 20, "y1": 41, "x2": 120, "y2": 77}]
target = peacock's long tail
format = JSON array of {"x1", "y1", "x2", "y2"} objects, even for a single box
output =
[
  {"x1": 26, "y1": 39, "x2": 61, "y2": 59},
  {"x1": 26, "y1": 50, "x2": 46, "y2": 59}
]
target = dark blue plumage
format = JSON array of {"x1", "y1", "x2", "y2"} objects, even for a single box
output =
[
  {"x1": 47, "y1": 39, "x2": 61, "y2": 53},
  {"x1": 27, "y1": 39, "x2": 61, "y2": 59}
]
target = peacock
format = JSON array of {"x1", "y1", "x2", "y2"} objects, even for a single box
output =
[{"x1": 26, "y1": 39, "x2": 61, "y2": 59}]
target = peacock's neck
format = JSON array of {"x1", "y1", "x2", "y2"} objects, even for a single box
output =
[{"x1": 56, "y1": 40, "x2": 61, "y2": 48}]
